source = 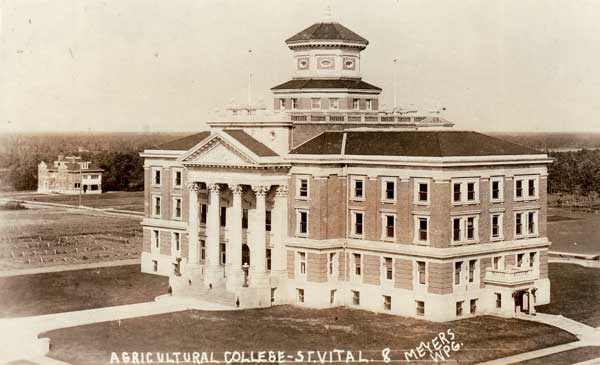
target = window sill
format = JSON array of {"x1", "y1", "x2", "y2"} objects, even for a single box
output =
[
  {"x1": 489, "y1": 237, "x2": 504, "y2": 242},
  {"x1": 451, "y1": 201, "x2": 480, "y2": 207},
  {"x1": 381, "y1": 200, "x2": 397, "y2": 205}
]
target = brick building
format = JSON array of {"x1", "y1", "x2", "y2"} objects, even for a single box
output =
[
  {"x1": 37, "y1": 155, "x2": 104, "y2": 194},
  {"x1": 140, "y1": 21, "x2": 552, "y2": 321}
]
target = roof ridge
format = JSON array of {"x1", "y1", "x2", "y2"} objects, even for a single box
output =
[{"x1": 472, "y1": 131, "x2": 541, "y2": 153}]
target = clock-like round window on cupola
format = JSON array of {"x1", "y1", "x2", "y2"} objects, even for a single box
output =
[
  {"x1": 297, "y1": 58, "x2": 309, "y2": 70},
  {"x1": 343, "y1": 58, "x2": 356, "y2": 70}
]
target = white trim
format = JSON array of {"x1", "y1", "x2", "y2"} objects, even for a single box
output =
[
  {"x1": 171, "y1": 197, "x2": 182, "y2": 220},
  {"x1": 450, "y1": 215, "x2": 480, "y2": 245},
  {"x1": 451, "y1": 178, "x2": 480, "y2": 205},
  {"x1": 381, "y1": 212, "x2": 396, "y2": 241},
  {"x1": 413, "y1": 215, "x2": 430, "y2": 245},
  {"x1": 350, "y1": 210, "x2": 365, "y2": 239},
  {"x1": 413, "y1": 178, "x2": 431, "y2": 206},
  {"x1": 514, "y1": 175, "x2": 539, "y2": 201},
  {"x1": 490, "y1": 176, "x2": 504, "y2": 202},
  {"x1": 296, "y1": 175, "x2": 310, "y2": 200},
  {"x1": 350, "y1": 175, "x2": 366, "y2": 201},
  {"x1": 295, "y1": 208, "x2": 309, "y2": 237},
  {"x1": 380, "y1": 177, "x2": 397, "y2": 203},
  {"x1": 151, "y1": 167, "x2": 162, "y2": 187},
  {"x1": 514, "y1": 210, "x2": 539, "y2": 239},
  {"x1": 172, "y1": 168, "x2": 183, "y2": 189},
  {"x1": 490, "y1": 212, "x2": 504, "y2": 241},
  {"x1": 151, "y1": 195, "x2": 161, "y2": 218}
]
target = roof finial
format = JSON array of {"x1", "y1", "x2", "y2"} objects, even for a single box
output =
[{"x1": 324, "y1": 3, "x2": 333, "y2": 22}]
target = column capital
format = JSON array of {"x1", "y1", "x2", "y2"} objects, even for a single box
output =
[
  {"x1": 252, "y1": 185, "x2": 270, "y2": 197},
  {"x1": 207, "y1": 183, "x2": 221, "y2": 193},
  {"x1": 275, "y1": 184, "x2": 289, "y2": 197},
  {"x1": 230, "y1": 184, "x2": 244, "y2": 195},
  {"x1": 186, "y1": 182, "x2": 201, "y2": 192}
]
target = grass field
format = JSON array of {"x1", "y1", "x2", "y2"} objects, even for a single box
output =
[
  {"x1": 547, "y1": 207, "x2": 600, "y2": 256},
  {"x1": 0, "y1": 205, "x2": 142, "y2": 270},
  {"x1": 42, "y1": 306, "x2": 576, "y2": 365},
  {"x1": 5, "y1": 191, "x2": 145, "y2": 213},
  {"x1": 519, "y1": 346, "x2": 600, "y2": 365},
  {"x1": 0, "y1": 265, "x2": 168, "y2": 318},
  {"x1": 537, "y1": 263, "x2": 600, "y2": 327}
]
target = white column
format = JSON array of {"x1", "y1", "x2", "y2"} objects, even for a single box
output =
[
  {"x1": 187, "y1": 182, "x2": 201, "y2": 265},
  {"x1": 251, "y1": 185, "x2": 269, "y2": 284},
  {"x1": 227, "y1": 184, "x2": 244, "y2": 289},
  {"x1": 205, "y1": 183, "x2": 222, "y2": 286},
  {"x1": 272, "y1": 185, "x2": 288, "y2": 273}
]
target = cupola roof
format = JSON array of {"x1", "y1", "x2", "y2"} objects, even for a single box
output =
[{"x1": 286, "y1": 22, "x2": 368, "y2": 45}]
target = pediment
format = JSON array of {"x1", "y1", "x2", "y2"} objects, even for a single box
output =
[{"x1": 180, "y1": 135, "x2": 257, "y2": 167}]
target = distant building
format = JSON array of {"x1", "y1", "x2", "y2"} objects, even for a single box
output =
[
  {"x1": 37, "y1": 155, "x2": 104, "y2": 194},
  {"x1": 139, "y1": 21, "x2": 551, "y2": 321}
]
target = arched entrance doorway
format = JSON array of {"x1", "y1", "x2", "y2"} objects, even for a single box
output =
[{"x1": 242, "y1": 244, "x2": 250, "y2": 266}]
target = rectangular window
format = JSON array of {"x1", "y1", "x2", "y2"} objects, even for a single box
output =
[
  {"x1": 384, "y1": 214, "x2": 395, "y2": 239},
  {"x1": 279, "y1": 98, "x2": 285, "y2": 109},
  {"x1": 299, "y1": 252, "x2": 307, "y2": 275},
  {"x1": 298, "y1": 210, "x2": 308, "y2": 235},
  {"x1": 467, "y1": 182, "x2": 476, "y2": 201},
  {"x1": 366, "y1": 99, "x2": 373, "y2": 110},
  {"x1": 384, "y1": 180, "x2": 396, "y2": 201},
  {"x1": 173, "y1": 198, "x2": 182, "y2": 218},
  {"x1": 491, "y1": 177, "x2": 503, "y2": 201},
  {"x1": 383, "y1": 295, "x2": 391, "y2": 311},
  {"x1": 353, "y1": 211, "x2": 364, "y2": 236},
  {"x1": 298, "y1": 178, "x2": 309, "y2": 198},
  {"x1": 453, "y1": 218, "x2": 461, "y2": 242},
  {"x1": 516, "y1": 180, "x2": 523, "y2": 198},
  {"x1": 266, "y1": 249, "x2": 272, "y2": 271},
  {"x1": 455, "y1": 261, "x2": 462, "y2": 285},
  {"x1": 173, "y1": 232, "x2": 180, "y2": 252},
  {"x1": 491, "y1": 214, "x2": 501, "y2": 238},
  {"x1": 495, "y1": 293, "x2": 502, "y2": 308},
  {"x1": 242, "y1": 209, "x2": 248, "y2": 229},
  {"x1": 352, "y1": 290, "x2": 360, "y2": 305},
  {"x1": 328, "y1": 252, "x2": 336, "y2": 276},
  {"x1": 74, "y1": 183, "x2": 80, "y2": 189},
  {"x1": 470, "y1": 299, "x2": 477, "y2": 314},
  {"x1": 417, "y1": 261, "x2": 426, "y2": 285},
  {"x1": 329, "y1": 98, "x2": 339, "y2": 109},
  {"x1": 353, "y1": 253, "x2": 362, "y2": 276},
  {"x1": 174, "y1": 171, "x2": 182, "y2": 187},
  {"x1": 529, "y1": 252, "x2": 536, "y2": 268},
  {"x1": 271, "y1": 288, "x2": 276, "y2": 303},
  {"x1": 456, "y1": 301, "x2": 464, "y2": 316},
  {"x1": 528, "y1": 179, "x2": 536, "y2": 197},
  {"x1": 517, "y1": 253, "x2": 524, "y2": 268},
  {"x1": 453, "y1": 183, "x2": 461, "y2": 202},
  {"x1": 418, "y1": 217, "x2": 428, "y2": 243},
  {"x1": 515, "y1": 213, "x2": 523, "y2": 236},
  {"x1": 469, "y1": 259, "x2": 476, "y2": 283},
  {"x1": 528, "y1": 211, "x2": 536, "y2": 234},
  {"x1": 418, "y1": 183, "x2": 428, "y2": 202},
  {"x1": 220, "y1": 206, "x2": 226, "y2": 227},
  {"x1": 152, "y1": 260, "x2": 158, "y2": 272},
  {"x1": 265, "y1": 210, "x2": 272, "y2": 232},
  {"x1": 353, "y1": 178, "x2": 364, "y2": 199},
  {"x1": 297, "y1": 288, "x2": 304, "y2": 303},
  {"x1": 352, "y1": 99, "x2": 359, "y2": 110},
  {"x1": 384, "y1": 257, "x2": 393, "y2": 280},
  {"x1": 311, "y1": 98, "x2": 321, "y2": 109},
  {"x1": 153, "y1": 196, "x2": 161, "y2": 216},
  {"x1": 200, "y1": 240, "x2": 206, "y2": 261},
  {"x1": 291, "y1": 98, "x2": 298, "y2": 110},
  {"x1": 466, "y1": 217, "x2": 475, "y2": 240},
  {"x1": 493, "y1": 256, "x2": 501, "y2": 270},
  {"x1": 416, "y1": 301, "x2": 425, "y2": 316},
  {"x1": 200, "y1": 204, "x2": 207, "y2": 224},
  {"x1": 330, "y1": 289, "x2": 336, "y2": 304},
  {"x1": 154, "y1": 169, "x2": 161, "y2": 185},
  {"x1": 219, "y1": 243, "x2": 226, "y2": 265},
  {"x1": 153, "y1": 230, "x2": 160, "y2": 248}
]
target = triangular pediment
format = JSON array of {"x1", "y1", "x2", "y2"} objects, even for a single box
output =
[{"x1": 179, "y1": 134, "x2": 257, "y2": 167}]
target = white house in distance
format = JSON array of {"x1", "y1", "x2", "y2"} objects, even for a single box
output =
[
  {"x1": 139, "y1": 20, "x2": 552, "y2": 322},
  {"x1": 38, "y1": 155, "x2": 104, "y2": 194}
]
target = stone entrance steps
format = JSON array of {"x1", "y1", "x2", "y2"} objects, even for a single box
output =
[{"x1": 171, "y1": 278, "x2": 237, "y2": 307}]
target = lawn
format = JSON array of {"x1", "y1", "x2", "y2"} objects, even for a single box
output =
[
  {"x1": 547, "y1": 207, "x2": 600, "y2": 256},
  {"x1": 0, "y1": 205, "x2": 142, "y2": 270},
  {"x1": 0, "y1": 265, "x2": 168, "y2": 318},
  {"x1": 537, "y1": 263, "x2": 600, "y2": 327},
  {"x1": 518, "y1": 346, "x2": 600, "y2": 365},
  {"x1": 42, "y1": 306, "x2": 576, "y2": 365},
  {"x1": 9, "y1": 191, "x2": 145, "y2": 212}
]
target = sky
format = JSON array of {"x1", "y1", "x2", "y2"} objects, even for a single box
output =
[{"x1": 2, "y1": 0, "x2": 600, "y2": 134}]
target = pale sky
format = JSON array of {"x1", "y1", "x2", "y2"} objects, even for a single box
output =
[{"x1": 2, "y1": 0, "x2": 600, "y2": 134}]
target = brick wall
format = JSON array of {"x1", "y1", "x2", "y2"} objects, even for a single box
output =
[
  {"x1": 327, "y1": 176, "x2": 346, "y2": 239},
  {"x1": 479, "y1": 179, "x2": 491, "y2": 243},
  {"x1": 160, "y1": 231, "x2": 171, "y2": 255},
  {"x1": 142, "y1": 228, "x2": 151, "y2": 253},
  {"x1": 144, "y1": 167, "x2": 150, "y2": 217},
  {"x1": 428, "y1": 262, "x2": 453, "y2": 294},
  {"x1": 338, "y1": 252, "x2": 347, "y2": 281},
  {"x1": 539, "y1": 250, "x2": 548, "y2": 279},
  {"x1": 480, "y1": 257, "x2": 491, "y2": 288},
  {"x1": 539, "y1": 177, "x2": 548, "y2": 237},
  {"x1": 365, "y1": 178, "x2": 378, "y2": 241},
  {"x1": 307, "y1": 252, "x2": 327, "y2": 283},
  {"x1": 504, "y1": 177, "x2": 515, "y2": 241},
  {"x1": 362, "y1": 254, "x2": 380, "y2": 285},
  {"x1": 181, "y1": 233, "x2": 189, "y2": 259},
  {"x1": 394, "y1": 258, "x2": 413, "y2": 289},
  {"x1": 287, "y1": 250, "x2": 295, "y2": 279},
  {"x1": 505, "y1": 253, "x2": 516, "y2": 267},
  {"x1": 430, "y1": 181, "x2": 451, "y2": 248},
  {"x1": 396, "y1": 180, "x2": 411, "y2": 243}
]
